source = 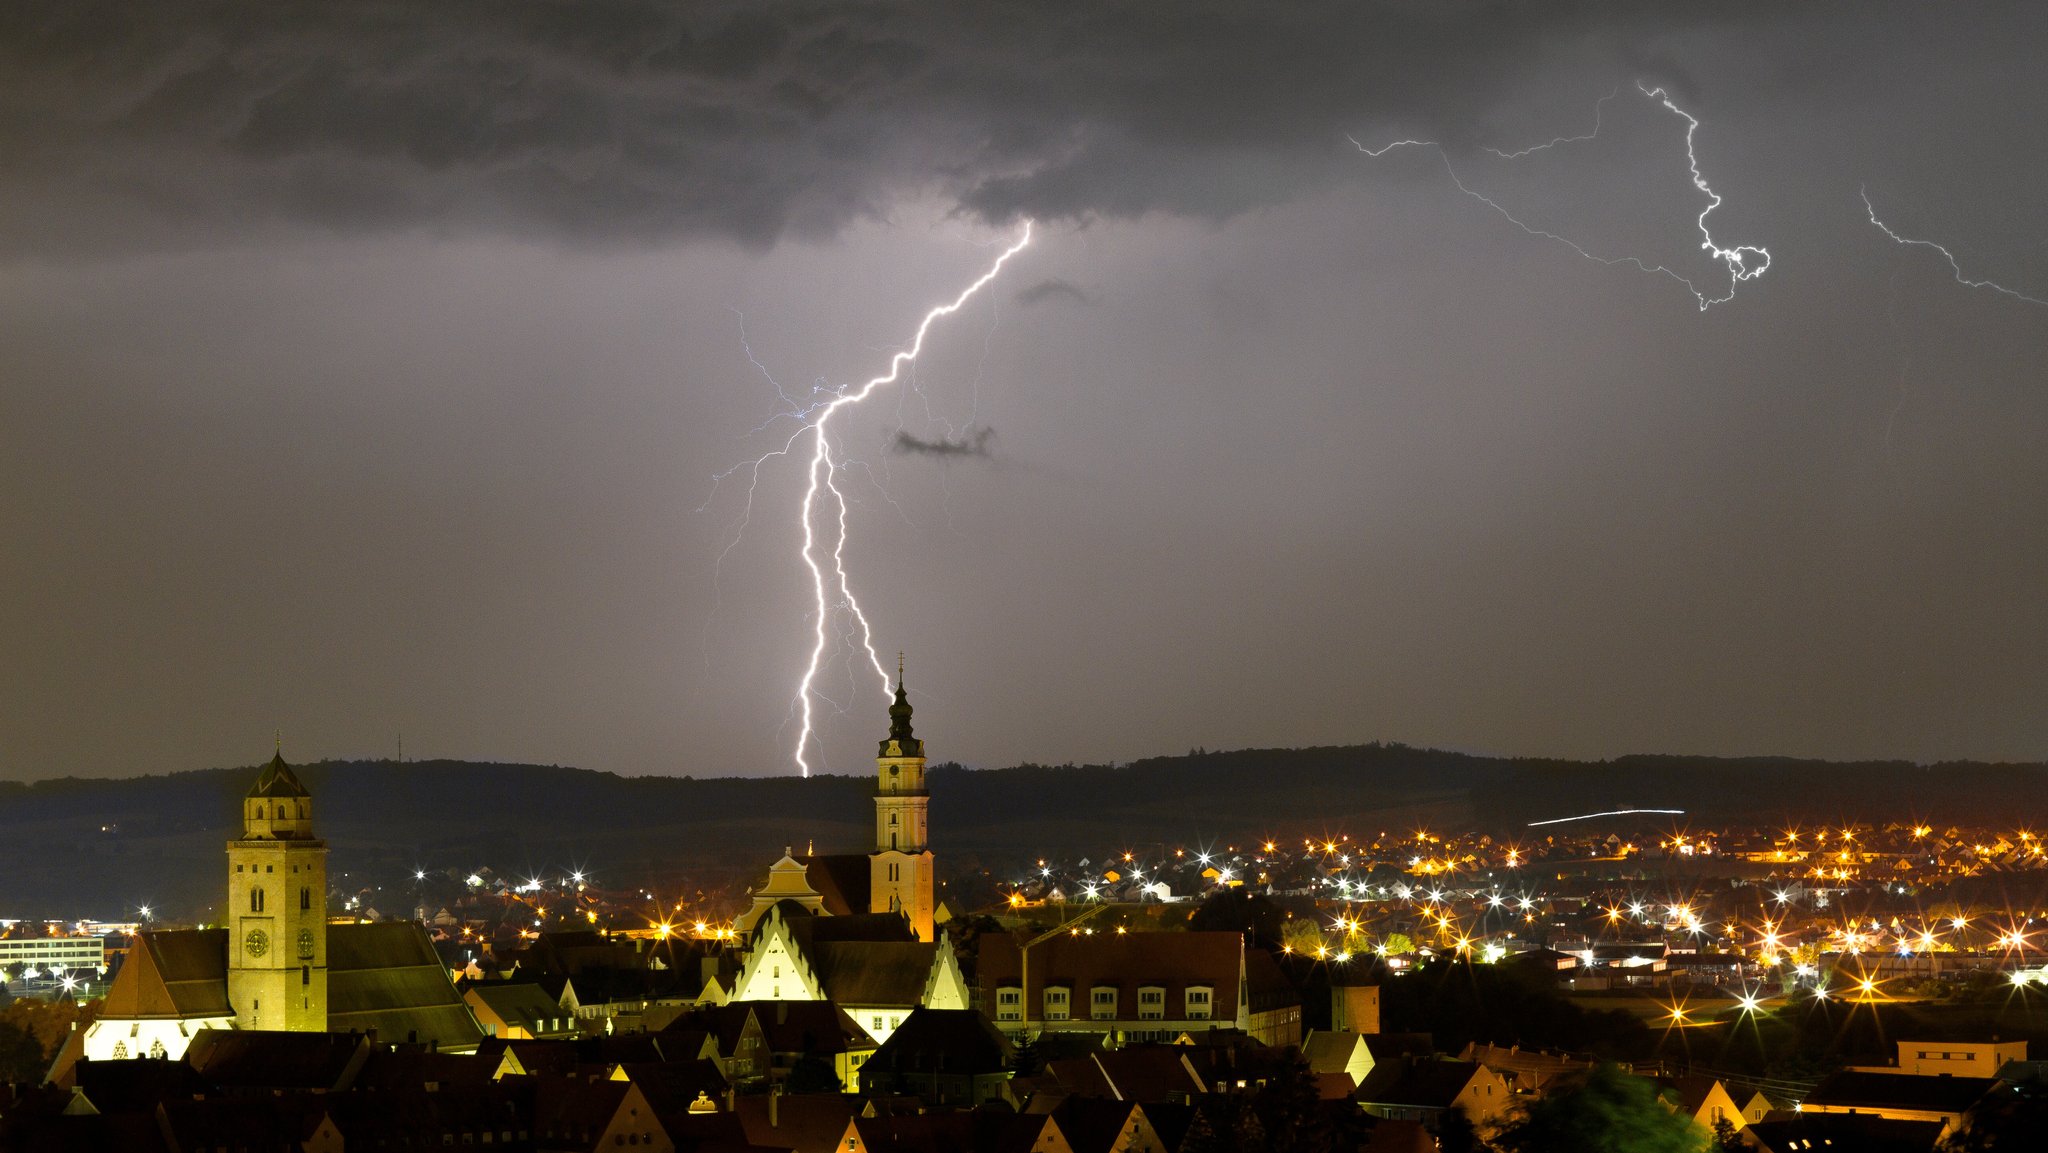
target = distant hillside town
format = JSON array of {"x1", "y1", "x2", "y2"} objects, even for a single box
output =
[{"x1": 1, "y1": 684, "x2": 2046, "y2": 1150}]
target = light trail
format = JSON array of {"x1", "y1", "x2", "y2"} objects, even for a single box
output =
[
  {"x1": 716, "y1": 225, "x2": 1034, "y2": 775},
  {"x1": 1350, "y1": 81, "x2": 1769, "y2": 311},
  {"x1": 1527, "y1": 808, "x2": 1685, "y2": 827},
  {"x1": 1861, "y1": 187, "x2": 2048, "y2": 308}
]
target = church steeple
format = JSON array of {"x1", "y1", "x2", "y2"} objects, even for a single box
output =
[
  {"x1": 881, "y1": 666, "x2": 923, "y2": 758},
  {"x1": 228, "y1": 744, "x2": 328, "y2": 1033},
  {"x1": 871, "y1": 656, "x2": 934, "y2": 941},
  {"x1": 244, "y1": 748, "x2": 315, "y2": 840}
]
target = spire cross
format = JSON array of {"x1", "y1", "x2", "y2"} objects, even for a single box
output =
[{"x1": 897, "y1": 651, "x2": 905, "y2": 686}]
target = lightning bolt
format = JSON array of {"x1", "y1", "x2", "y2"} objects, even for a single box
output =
[
  {"x1": 719, "y1": 224, "x2": 1034, "y2": 776},
  {"x1": 1861, "y1": 187, "x2": 2048, "y2": 308},
  {"x1": 1350, "y1": 82, "x2": 1770, "y2": 311}
]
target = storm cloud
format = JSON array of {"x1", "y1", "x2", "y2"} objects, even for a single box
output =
[
  {"x1": 0, "y1": 1, "x2": 1844, "y2": 255},
  {"x1": 891, "y1": 426, "x2": 996, "y2": 460}
]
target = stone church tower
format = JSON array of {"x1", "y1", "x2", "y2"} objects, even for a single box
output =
[
  {"x1": 226, "y1": 747, "x2": 328, "y2": 1032},
  {"x1": 870, "y1": 670, "x2": 935, "y2": 941}
]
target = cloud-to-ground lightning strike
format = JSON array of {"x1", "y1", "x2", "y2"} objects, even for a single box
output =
[
  {"x1": 712, "y1": 226, "x2": 1033, "y2": 776},
  {"x1": 1350, "y1": 82, "x2": 1769, "y2": 311},
  {"x1": 1861, "y1": 187, "x2": 2048, "y2": 308}
]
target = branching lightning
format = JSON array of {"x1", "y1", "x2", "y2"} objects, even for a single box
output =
[
  {"x1": 1350, "y1": 82, "x2": 1769, "y2": 311},
  {"x1": 1861, "y1": 187, "x2": 2048, "y2": 308},
  {"x1": 713, "y1": 225, "x2": 1034, "y2": 775}
]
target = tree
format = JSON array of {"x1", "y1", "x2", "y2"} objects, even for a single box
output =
[
  {"x1": 1282, "y1": 917, "x2": 1326, "y2": 957},
  {"x1": 1190, "y1": 891, "x2": 1285, "y2": 951},
  {"x1": 1433, "y1": 1103, "x2": 1489, "y2": 1153},
  {"x1": 1492, "y1": 1064, "x2": 1710, "y2": 1153},
  {"x1": 1711, "y1": 1116, "x2": 1744, "y2": 1153}
]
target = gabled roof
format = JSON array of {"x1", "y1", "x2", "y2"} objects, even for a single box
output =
[
  {"x1": 184, "y1": 1028, "x2": 370, "y2": 1092},
  {"x1": 808, "y1": 941, "x2": 940, "y2": 1006},
  {"x1": 69, "y1": 1057, "x2": 209, "y2": 1113},
  {"x1": 609, "y1": 1060, "x2": 728, "y2": 1115},
  {"x1": 1804, "y1": 1071, "x2": 1997, "y2": 1114},
  {"x1": 1457, "y1": 1042, "x2": 1594, "y2": 1088},
  {"x1": 1302, "y1": 1031, "x2": 1368, "y2": 1076},
  {"x1": 865, "y1": 1008, "x2": 1014, "y2": 1075},
  {"x1": 1046, "y1": 1048, "x2": 1204, "y2": 1103},
  {"x1": 1745, "y1": 1113, "x2": 1946, "y2": 1153},
  {"x1": 99, "y1": 929, "x2": 231, "y2": 1020},
  {"x1": 325, "y1": 1083, "x2": 533, "y2": 1147},
  {"x1": 1355, "y1": 1058, "x2": 1486, "y2": 1110},
  {"x1": 1048, "y1": 1097, "x2": 1147, "y2": 1153},
  {"x1": 747, "y1": 1000, "x2": 874, "y2": 1055},
  {"x1": 733, "y1": 1092, "x2": 859, "y2": 1153},
  {"x1": 852, "y1": 1108, "x2": 1055, "y2": 1153},
  {"x1": 804, "y1": 855, "x2": 873, "y2": 919},
  {"x1": 155, "y1": 1097, "x2": 336, "y2": 1150},
  {"x1": 351, "y1": 1045, "x2": 497, "y2": 1091},
  {"x1": 465, "y1": 981, "x2": 569, "y2": 1033},
  {"x1": 796, "y1": 911, "x2": 917, "y2": 945},
  {"x1": 978, "y1": 931, "x2": 1243, "y2": 1008},
  {"x1": 1651, "y1": 1073, "x2": 1732, "y2": 1116},
  {"x1": 532, "y1": 1076, "x2": 662, "y2": 1147},
  {"x1": 327, "y1": 922, "x2": 486, "y2": 1051},
  {"x1": 1361, "y1": 1034, "x2": 1435, "y2": 1063}
]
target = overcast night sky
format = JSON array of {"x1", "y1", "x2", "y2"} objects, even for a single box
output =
[{"x1": 2, "y1": 3, "x2": 2045, "y2": 781}]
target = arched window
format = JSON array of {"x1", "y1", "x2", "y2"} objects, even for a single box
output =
[
  {"x1": 889, "y1": 813, "x2": 898, "y2": 826},
  {"x1": 300, "y1": 887, "x2": 311, "y2": 910},
  {"x1": 251, "y1": 888, "x2": 264, "y2": 913}
]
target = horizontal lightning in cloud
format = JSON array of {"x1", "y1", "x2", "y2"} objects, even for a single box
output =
[
  {"x1": 1528, "y1": 808, "x2": 1686, "y2": 827},
  {"x1": 1861, "y1": 187, "x2": 2048, "y2": 308},
  {"x1": 1350, "y1": 82, "x2": 1769, "y2": 311}
]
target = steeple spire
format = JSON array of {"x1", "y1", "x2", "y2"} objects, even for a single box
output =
[{"x1": 880, "y1": 659, "x2": 922, "y2": 757}]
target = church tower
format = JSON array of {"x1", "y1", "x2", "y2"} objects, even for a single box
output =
[
  {"x1": 226, "y1": 747, "x2": 328, "y2": 1032},
  {"x1": 870, "y1": 665, "x2": 935, "y2": 941}
]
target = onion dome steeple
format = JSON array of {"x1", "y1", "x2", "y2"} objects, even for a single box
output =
[{"x1": 879, "y1": 654, "x2": 924, "y2": 758}]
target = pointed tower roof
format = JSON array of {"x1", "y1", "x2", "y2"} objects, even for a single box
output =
[
  {"x1": 248, "y1": 750, "x2": 311, "y2": 799},
  {"x1": 879, "y1": 665, "x2": 923, "y2": 758}
]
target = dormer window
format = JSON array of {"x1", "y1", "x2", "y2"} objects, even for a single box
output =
[{"x1": 1044, "y1": 987, "x2": 1070, "y2": 1022}]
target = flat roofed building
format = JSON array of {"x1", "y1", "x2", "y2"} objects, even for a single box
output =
[
  {"x1": 0, "y1": 935, "x2": 105, "y2": 978},
  {"x1": 979, "y1": 931, "x2": 1257, "y2": 1045}
]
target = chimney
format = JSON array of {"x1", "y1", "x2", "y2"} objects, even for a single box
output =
[{"x1": 770, "y1": 1085, "x2": 781, "y2": 1128}]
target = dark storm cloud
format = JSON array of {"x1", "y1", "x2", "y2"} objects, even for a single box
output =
[
  {"x1": 1014, "y1": 278, "x2": 1090, "y2": 308},
  {"x1": 0, "y1": 0, "x2": 1808, "y2": 254},
  {"x1": 891, "y1": 426, "x2": 995, "y2": 460}
]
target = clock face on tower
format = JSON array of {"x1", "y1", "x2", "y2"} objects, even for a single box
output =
[
  {"x1": 244, "y1": 928, "x2": 269, "y2": 958},
  {"x1": 298, "y1": 929, "x2": 315, "y2": 959}
]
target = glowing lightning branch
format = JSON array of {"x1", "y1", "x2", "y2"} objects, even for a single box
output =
[
  {"x1": 1861, "y1": 187, "x2": 2048, "y2": 308},
  {"x1": 1350, "y1": 82, "x2": 1769, "y2": 311},
  {"x1": 762, "y1": 224, "x2": 1034, "y2": 775}
]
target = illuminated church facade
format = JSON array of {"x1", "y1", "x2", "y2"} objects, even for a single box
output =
[
  {"x1": 737, "y1": 672, "x2": 940, "y2": 944},
  {"x1": 70, "y1": 751, "x2": 480, "y2": 1068}
]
